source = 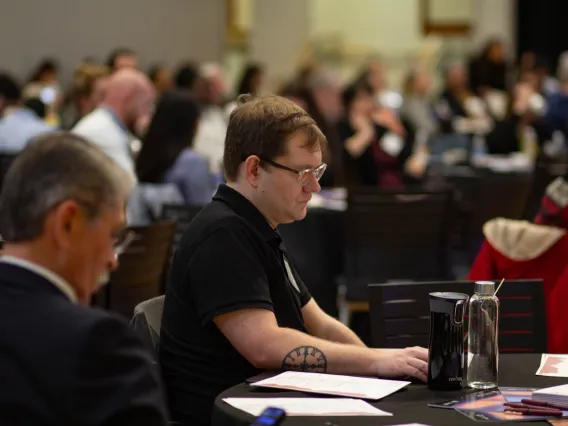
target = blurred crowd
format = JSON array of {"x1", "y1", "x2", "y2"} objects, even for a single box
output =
[{"x1": 2, "y1": 39, "x2": 568, "y2": 222}]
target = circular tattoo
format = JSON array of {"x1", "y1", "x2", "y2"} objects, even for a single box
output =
[{"x1": 281, "y1": 346, "x2": 327, "y2": 373}]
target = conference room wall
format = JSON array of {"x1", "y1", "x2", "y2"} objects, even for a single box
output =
[{"x1": 0, "y1": 0, "x2": 226, "y2": 84}]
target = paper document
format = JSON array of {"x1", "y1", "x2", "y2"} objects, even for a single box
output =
[
  {"x1": 536, "y1": 354, "x2": 568, "y2": 377},
  {"x1": 251, "y1": 371, "x2": 410, "y2": 400},
  {"x1": 222, "y1": 397, "x2": 391, "y2": 416}
]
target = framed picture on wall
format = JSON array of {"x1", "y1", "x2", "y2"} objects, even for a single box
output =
[{"x1": 420, "y1": 0, "x2": 473, "y2": 36}]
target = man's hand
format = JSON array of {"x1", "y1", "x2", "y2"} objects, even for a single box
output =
[{"x1": 373, "y1": 346, "x2": 429, "y2": 382}]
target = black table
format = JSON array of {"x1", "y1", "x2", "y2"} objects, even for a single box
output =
[{"x1": 212, "y1": 354, "x2": 566, "y2": 426}]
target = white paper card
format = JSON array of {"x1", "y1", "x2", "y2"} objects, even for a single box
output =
[
  {"x1": 222, "y1": 397, "x2": 392, "y2": 416},
  {"x1": 251, "y1": 371, "x2": 410, "y2": 400},
  {"x1": 536, "y1": 354, "x2": 568, "y2": 377}
]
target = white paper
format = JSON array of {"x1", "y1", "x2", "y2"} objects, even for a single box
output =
[
  {"x1": 536, "y1": 354, "x2": 568, "y2": 377},
  {"x1": 251, "y1": 371, "x2": 410, "y2": 400},
  {"x1": 222, "y1": 397, "x2": 391, "y2": 416}
]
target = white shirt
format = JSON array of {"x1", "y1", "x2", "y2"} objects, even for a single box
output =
[
  {"x1": 193, "y1": 106, "x2": 228, "y2": 175},
  {"x1": 72, "y1": 107, "x2": 137, "y2": 182},
  {"x1": 0, "y1": 256, "x2": 78, "y2": 303}
]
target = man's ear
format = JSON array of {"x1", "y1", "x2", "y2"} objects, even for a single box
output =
[
  {"x1": 243, "y1": 155, "x2": 262, "y2": 188},
  {"x1": 50, "y1": 200, "x2": 83, "y2": 250}
]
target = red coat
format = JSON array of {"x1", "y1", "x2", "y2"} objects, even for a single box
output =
[
  {"x1": 549, "y1": 268, "x2": 568, "y2": 353},
  {"x1": 468, "y1": 218, "x2": 568, "y2": 353}
]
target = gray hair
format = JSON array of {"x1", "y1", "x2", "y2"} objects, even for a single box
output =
[{"x1": 0, "y1": 131, "x2": 134, "y2": 242}]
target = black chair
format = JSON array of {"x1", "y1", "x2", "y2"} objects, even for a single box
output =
[
  {"x1": 369, "y1": 279, "x2": 547, "y2": 353},
  {"x1": 93, "y1": 221, "x2": 176, "y2": 318},
  {"x1": 338, "y1": 186, "x2": 454, "y2": 325}
]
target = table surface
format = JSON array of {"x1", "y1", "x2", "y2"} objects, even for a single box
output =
[{"x1": 212, "y1": 354, "x2": 567, "y2": 426}]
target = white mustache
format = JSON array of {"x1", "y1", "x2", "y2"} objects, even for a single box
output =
[{"x1": 98, "y1": 271, "x2": 110, "y2": 286}]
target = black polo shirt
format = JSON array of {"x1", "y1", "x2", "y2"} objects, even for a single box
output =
[{"x1": 159, "y1": 184, "x2": 312, "y2": 426}]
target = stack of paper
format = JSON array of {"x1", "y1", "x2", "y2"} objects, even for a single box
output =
[
  {"x1": 536, "y1": 354, "x2": 568, "y2": 377},
  {"x1": 223, "y1": 398, "x2": 391, "y2": 416},
  {"x1": 251, "y1": 371, "x2": 410, "y2": 400},
  {"x1": 532, "y1": 384, "x2": 568, "y2": 406}
]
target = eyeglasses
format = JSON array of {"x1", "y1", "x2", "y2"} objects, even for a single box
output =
[
  {"x1": 260, "y1": 157, "x2": 327, "y2": 187},
  {"x1": 114, "y1": 231, "x2": 136, "y2": 256}
]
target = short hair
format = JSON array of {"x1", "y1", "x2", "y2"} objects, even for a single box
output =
[
  {"x1": 341, "y1": 80, "x2": 373, "y2": 109},
  {"x1": 0, "y1": 73, "x2": 21, "y2": 102},
  {"x1": 72, "y1": 63, "x2": 108, "y2": 101},
  {"x1": 106, "y1": 48, "x2": 136, "y2": 70},
  {"x1": 223, "y1": 94, "x2": 327, "y2": 182},
  {"x1": 0, "y1": 132, "x2": 133, "y2": 242}
]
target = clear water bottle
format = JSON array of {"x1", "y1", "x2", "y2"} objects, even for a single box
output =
[{"x1": 467, "y1": 281, "x2": 499, "y2": 389}]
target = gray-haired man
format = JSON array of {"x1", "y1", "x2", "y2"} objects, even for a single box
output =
[{"x1": 0, "y1": 132, "x2": 168, "y2": 426}]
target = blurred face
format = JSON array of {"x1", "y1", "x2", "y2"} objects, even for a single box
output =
[
  {"x1": 127, "y1": 85, "x2": 156, "y2": 132},
  {"x1": 253, "y1": 132, "x2": 323, "y2": 226},
  {"x1": 488, "y1": 42, "x2": 504, "y2": 62},
  {"x1": 51, "y1": 200, "x2": 125, "y2": 305},
  {"x1": 154, "y1": 68, "x2": 173, "y2": 93},
  {"x1": 115, "y1": 55, "x2": 139, "y2": 71},
  {"x1": 447, "y1": 65, "x2": 467, "y2": 90},
  {"x1": 368, "y1": 61, "x2": 385, "y2": 92},
  {"x1": 314, "y1": 85, "x2": 343, "y2": 121},
  {"x1": 352, "y1": 89, "x2": 375, "y2": 117},
  {"x1": 413, "y1": 72, "x2": 431, "y2": 96}
]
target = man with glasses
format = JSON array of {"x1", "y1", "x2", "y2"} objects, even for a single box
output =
[
  {"x1": 160, "y1": 95, "x2": 428, "y2": 426},
  {"x1": 0, "y1": 132, "x2": 168, "y2": 426}
]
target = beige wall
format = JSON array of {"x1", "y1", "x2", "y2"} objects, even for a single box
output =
[{"x1": 0, "y1": 0, "x2": 226, "y2": 84}]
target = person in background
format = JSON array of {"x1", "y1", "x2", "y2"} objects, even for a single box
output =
[
  {"x1": 136, "y1": 91, "x2": 215, "y2": 205},
  {"x1": 192, "y1": 63, "x2": 230, "y2": 176},
  {"x1": 400, "y1": 67, "x2": 438, "y2": 141},
  {"x1": 148, "y1": 63, "x2": 173, "y2": 96},
  {"x1": 23, "y1": 98, "x2": 47, "y2": 120},
  {"x1": 22, "y1": 59, "x2": 62, "y2": 126},
  {"x1": 61, "y1": 63, "x2": 108, "y2": 129},
  {"x1": 543, "y1": 63, "x2": 568, "y2": 139},
  {"x1": 469, "y1": 39, "x2": 509, "y2": 95},
  {"x1": 304, "y1": 68, "x2": 344, "y2": 186},
  {"x1": 72, "y1": 68, "x2": 156, "y2": 181},
  {"x1": 469, "y1": 175, "x2": 568, "y2": 353},
  {"x1": 235, "y1": 63, "x2": 264, "y2": 96},
  {"x1": 160, "y1": 94, "x2": 428, "y2": 426},
  {"x1": 174, "y1": 62, "x2": 199, "y2": 93},
  {"x1": 0, "y1": 132, "x2": 168, "y2": 425},
  {"x1": 106, "y1": 47, "x2": 139, "y2": 72},
  {"x1": 338, "y1": 81, "x2": 413, "y2": 188},
  {"x1": 0, "y1": 73, "x2": 53, "y2": 154}
]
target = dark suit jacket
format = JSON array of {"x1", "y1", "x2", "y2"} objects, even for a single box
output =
[{"x1": 0, "y1": 262, "x2": 168, "y2": 426}]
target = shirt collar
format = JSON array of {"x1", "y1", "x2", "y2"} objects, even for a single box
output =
[
  {"x1": 0, "y1": 256, "x2": 78, "y2": 303},
  {"x1": 100, "y1": 105, "x2": 129, "y2": 134},
  {"x1": 213, "y1": 184, "x2": 281, "y2": 247}
]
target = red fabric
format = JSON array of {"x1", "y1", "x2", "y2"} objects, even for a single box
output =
[
  {"x1": 549, "y1": 267, "x2": 568, "y2": 354},
  {"x1": 371, "y1": 141, "x2": 404, "y2": 189},
  {"x1": 468, "y1": 235, "x2": 568, "y2": 353}
]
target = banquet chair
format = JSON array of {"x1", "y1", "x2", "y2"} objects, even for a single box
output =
[
  {"x1": 369, "y1": 279, "x2": 547, "y2": 353},
  {"x1": 160, "y1": 204, "x2": 203, "y2": 291},
  {"x1": 337, "y1": 186, "x2": 454, "y2": 325},
  {"x1": 93, "y1": 220, "x2": 176, "y2": 318},
  {"x1": 130, "y1": 295, "x2": 165, "y2": 361}
]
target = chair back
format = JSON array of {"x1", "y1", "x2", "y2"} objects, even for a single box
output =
[
  {"x1": 130, "y1": 295, "x2": 165, "y2": 361},
  {"x1": 369, "y1": 280, "x2": 547, "y2": 353},
  {"x1": 344, "y1": 187, "x2": 453, "y2": 300},
  {"x1": 100, "y1": 221, "x2": 176, "y2": 317},
  {"x1": 161, "y1": 204, "x2": 203, "y2": 254}
]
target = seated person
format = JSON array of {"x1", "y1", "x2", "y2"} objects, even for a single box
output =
[
  {"x1": 468, "y1": 175, "x2": 568, "y2": 352},
  {"x1": 0, "y1": 132, "x2": 167, "y2": 425},
  {"x1": 337, "y1": 81, "x2": 416, "y2": 188},
  {"x1": 136, "y1": 91, "x2": 216, "y2": 206},
  {"x1": 160, "y1": 94, "x2": 428, "y2": 426}
]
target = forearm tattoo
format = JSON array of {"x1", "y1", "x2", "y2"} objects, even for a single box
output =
[{"x1": 281, "y1": 346, "x2": 327, "y2": 373}]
